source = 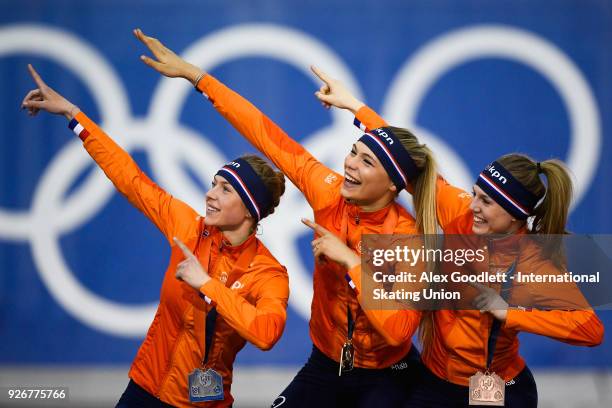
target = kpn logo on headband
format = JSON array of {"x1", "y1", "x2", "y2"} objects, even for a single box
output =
[
  {"x1": 227, "y1": 161, "x2": 241, "y2": 168},
  {"x1": 484, "y1": 163, "x2": 508, "y2": 184},
  {"x1": 373, "y1": 128, "x2": 395, "y2": 145}
]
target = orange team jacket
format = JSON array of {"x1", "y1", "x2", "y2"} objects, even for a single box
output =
[
  {"x1": 197, "y1": 74, "x2": 422, "y2": 369},
  {"x1": 356, "y1": 106, "x2": 604, "y2": 385},
  {"x1": 72, "y1": 112, "x2": 289, "y2": 407}
]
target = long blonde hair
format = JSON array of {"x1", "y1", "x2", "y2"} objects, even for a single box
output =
[
  {"x1": 387, "y1": 126, "x2": 439, "y2": 351},
  {"x1": 497, "y1": 153, "x2": 572, "y2": 235},
  {"x1": 388, "y1": 126, "x2": 438, "y2": 235}
]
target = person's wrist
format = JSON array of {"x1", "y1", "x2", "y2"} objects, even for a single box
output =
[
  {"x1": 200, "y1": 274, "x2": 211, "y2": 287},
  {"x1": 344, "y1": 252, "x2": 361, "y2": 270},
  {"x1": 493, "y1": 302, "x2": 509, "y2": 322},
  {"x1": 347, "y1": 99, "x2": 365, "y2": 115},
  {"x1": 185, "y1": 64, "x2": 205, "y2": 87},
  {"x1": 64, "y1": 104, "x2": 80, "y2": 120}
]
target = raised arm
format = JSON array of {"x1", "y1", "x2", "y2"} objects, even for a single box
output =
[
  {"x1": 312, "y1": 69, "x2": 473, "y2": 230},
  {"x1": 21, "y1": 64, "x2": 198, "y2": 244},
  {"x1": 134, "y1": 29, "x2": 340, "y2": 211}
]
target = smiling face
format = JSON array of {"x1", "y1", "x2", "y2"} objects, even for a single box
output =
[
  {"x1": 204, "y1": 175, "x2": 252, "y2": 229},
  {"x1": 470, "y1": 184, "x2": 524, "y2": 235},
  {"x1": 340, "y1": 141, "x2": 397, "y2": 211}
]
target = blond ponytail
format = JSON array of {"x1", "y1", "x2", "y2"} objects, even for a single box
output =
[
  {"x1": 532, "y1": 160, "x2": 572, "y2": 235},
  {"x1": 389, "y1": 126, "x2": 438, "y2": 235}
]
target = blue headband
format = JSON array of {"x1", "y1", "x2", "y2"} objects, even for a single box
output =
[
  {"x1": 475, "y1": 161, "x2": 541, "y2": 220},
  {"x1": 215, "y1": 158, "x2": 273, "y2": 221},
  {"x1": 356, "y1": 126, "x2": 420, "y2": 191}
]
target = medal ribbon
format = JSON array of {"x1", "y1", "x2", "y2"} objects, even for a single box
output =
[{"x1": 485, "y1": 259, "x2": 517, "y2": 370}]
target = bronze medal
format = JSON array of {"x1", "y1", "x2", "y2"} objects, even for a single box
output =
[
  {"x1": 468, "y1": 371, "x2": 505, "y2": 406},
  {"x1": 338, "y1": 340, "x2": 354, "y2": 376}
]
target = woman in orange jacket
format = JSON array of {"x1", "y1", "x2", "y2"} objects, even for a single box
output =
[
  {"x1": 22, "y1": 64, "x2": 290, "y2": 408},
  {"x1": 131, "y1": 29, "x2": 439, "y2": 407},
  {"x1": 317, "y1": 75, "x2": 604, "y2": 407}
]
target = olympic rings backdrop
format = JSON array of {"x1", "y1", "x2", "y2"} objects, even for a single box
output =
[{"x1": 1, "y1": 0, "x2": 611, "y2": 370}]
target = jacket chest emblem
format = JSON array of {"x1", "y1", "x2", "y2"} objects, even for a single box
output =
[
  {"x1": 219, "y1": 271, "x2": 228, "y2": 284},
  {"x1": 324, "y1": 173, "x2": 337, "y2": 184}
]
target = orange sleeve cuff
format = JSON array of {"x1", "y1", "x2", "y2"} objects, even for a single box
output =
[
  {"x1": 347, "y1": 265, "x2": 362, "y2": 294},
  {"x1": 504, "y1": 308, "x2": 523, "y2": 330},
  {"x1": 72, "y1": 111, "x2": 98, "y2": 142},
  {"x1": 199, "y1": 278, "x2": 224, "y2": 305},
  {"x1": 196, "y1": 74, "x2": 216, "y2": 98},
  {"x1": 355, "y1": 105, "x2": 388, "y2": 130}
]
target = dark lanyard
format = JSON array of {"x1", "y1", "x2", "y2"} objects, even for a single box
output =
[
  {"x1": 338, "y1": 204, "x2": 399, "y2": 344},
  {"x1": 191, "y1": 220, "x2": 257, "y2": 366},
  {"x1": 346, "y1": 305, "x2": 355, "y2": 342},
  {"x1": 486, "y1": 259, "x2": 517, "y2": 369},
  {"x1": 204, "y1": 309, "x2": 218, "y2": 364}
]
